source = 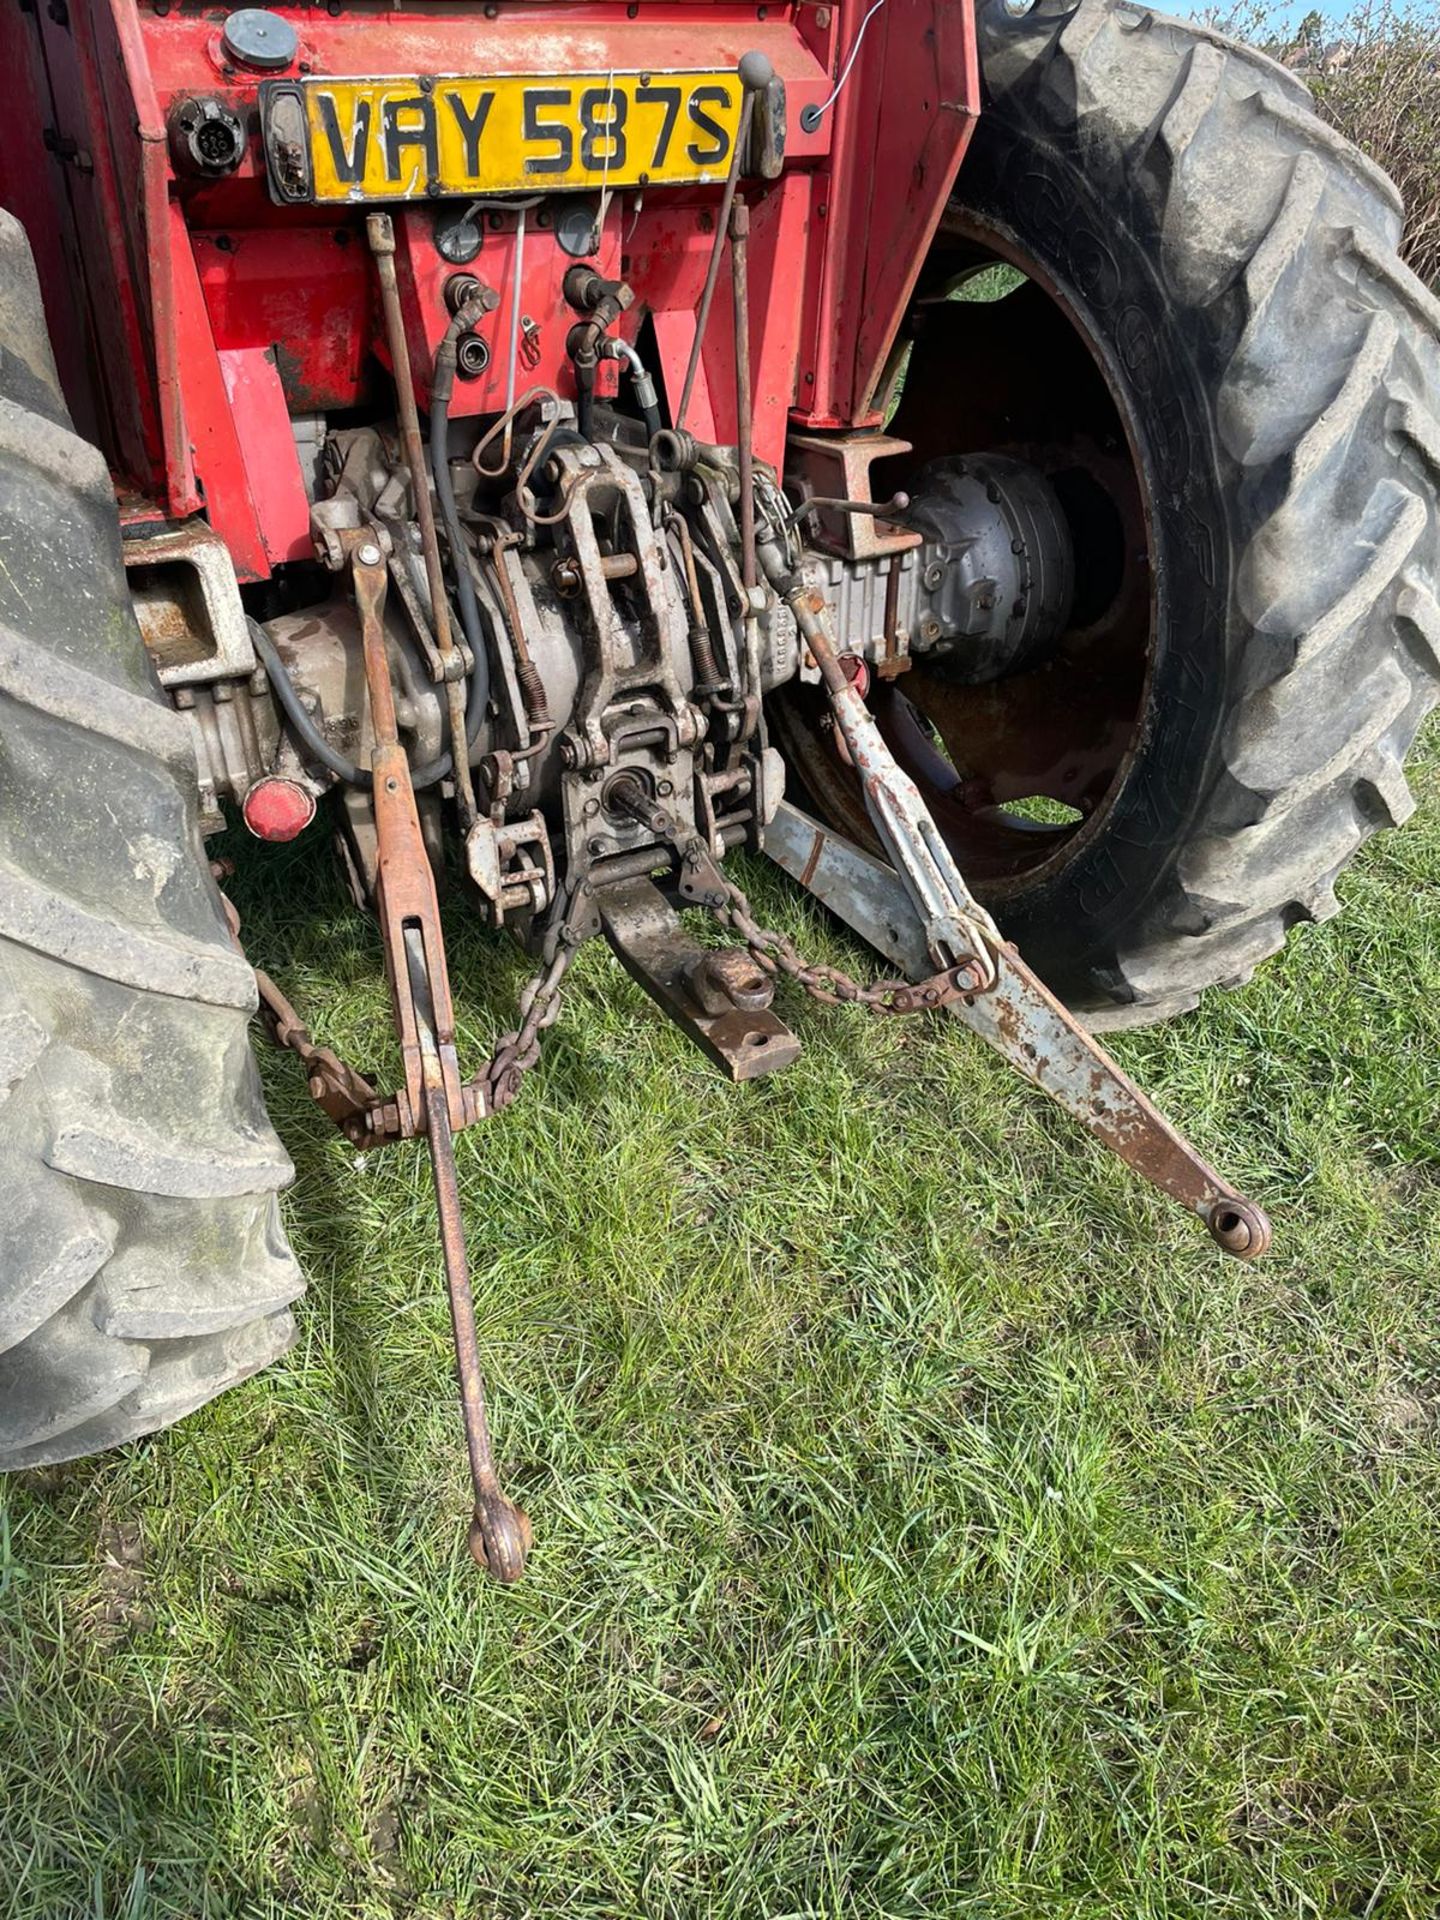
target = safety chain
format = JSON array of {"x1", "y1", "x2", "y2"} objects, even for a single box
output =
[
  {"x1": 475, "y1": 875, "x2": 599, "y2": 1112},
  {"x1": 251, "y1": 878, "x2": 593, "y2": 1141},
  {"x1": 707, "y1": 867, "x2": 987, "y2": 1014},
  {"x1": 643, "y1": 796, "x2": 997, "y2": 1016},
  {"x1": 477, "y1": 943, "x2": 572, "y2": 1113},
  {"x1": 253, "y1": 800, "x2": 992, "y2": 1144},
  {"x1": 253, "y1": 967, "x2": 383, "y2": 1131}
]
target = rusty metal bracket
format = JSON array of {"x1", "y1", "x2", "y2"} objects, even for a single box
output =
[
  {"x1": 765, "y1": 801, "x2": 1273, "y2": 1259},
  {"x1": 597, "y1": 874, "x2": 801, "y2": 1081},
  {"x1": 784, "y1": 430, "x2": 926, "y2": 561},
  {"x1": 229, "y1": 547, "x2": 588, "y2": 1582},
  {"x1": 254, "y1": 967, "x2": 381, "y2": 1136},
  {"x1": 351, "y1": 542, "x2": 474, "y2": 1141},
  {"x1": 351, "y1": 539, "x2": 529, "y2": 1574}
]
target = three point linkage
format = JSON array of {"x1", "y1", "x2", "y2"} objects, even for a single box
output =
[
  {"x1": 245, "y1": 643, "x2": 1271, "y2": 1585},
  {"x1": 234, "y1": 81, "x2": 1270, "y2": 1585}
]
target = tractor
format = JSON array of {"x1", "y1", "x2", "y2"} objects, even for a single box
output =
[{"x1": 0, "y1": 0, "x2": 1435, "y2": 1579}]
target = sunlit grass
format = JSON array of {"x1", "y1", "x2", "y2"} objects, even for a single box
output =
[{"x1": 1, "y1": 720, "x2": 1436, "y2": 1918}]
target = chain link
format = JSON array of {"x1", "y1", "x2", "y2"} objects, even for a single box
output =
[
  {"x1": 260, "y1": 806, "x2": 991, "y2": 1138},
  {"x1": 656, "y1": 811, "x2": 993, "y2": 1016},
  {"x1": 704, "y1": 859, "x2": 988, "y2": 1015},
  {"x1": 478, "y1": 941, "x2": 575, "y2": 1113},
  {"x1": 253, "y1": 967, "x2": 382, "y2": 1128},
  {"x1": 470, "y1": 874, "x2": 598, "y2": 1114},
  {"x1": 257, "y1": 881, "x2": 588, "y2": 1136}
]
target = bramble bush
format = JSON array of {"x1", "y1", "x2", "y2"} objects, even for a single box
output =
[{"x1": 1206, "y1": 0, "x2": 1440, "y2": 284}]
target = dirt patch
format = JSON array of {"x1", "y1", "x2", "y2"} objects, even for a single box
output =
[
  {"x1": 92, "y1": 1518, "x2": 151, "y2": 1643},
  {"x1": 1371, "y1": 1381, "x2": 1432, "y2": 1452}
]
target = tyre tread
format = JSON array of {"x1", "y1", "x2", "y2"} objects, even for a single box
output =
[
  {"x1": 0, "y1": 213, "x2": 302, "y2": 1471},
  {"x1": 989, "y1": 0, "x2": 1440, "y2": 1026}
]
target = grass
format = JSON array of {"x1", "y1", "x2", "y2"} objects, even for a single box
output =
[{"x1": 1, "y1": 716, "x2": 1438, "y2": 1918}]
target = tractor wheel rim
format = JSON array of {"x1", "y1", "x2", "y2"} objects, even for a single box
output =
[{"x1": 772, "y1": 206, "x2": 1159, "y2": 901}]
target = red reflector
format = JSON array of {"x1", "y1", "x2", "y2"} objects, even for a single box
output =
[{"x1": 242, "y1": 776, "x2": 316, "y2": 843}]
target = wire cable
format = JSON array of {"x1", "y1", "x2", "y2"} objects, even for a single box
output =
[
  {"x1": 248, "y1": 617, "x2": 451, "y2": 792},
  {"x1": 799, "y1": 0, "x2": 890, "y2": 129}
]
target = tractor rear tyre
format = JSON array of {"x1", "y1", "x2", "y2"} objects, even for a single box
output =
[
  {"x1": 776, "y1": 0, "x2": 1440, "y2": 1025},
  {"x1": 0, "y1": 212, "x2": 303, "y2": 1470}
]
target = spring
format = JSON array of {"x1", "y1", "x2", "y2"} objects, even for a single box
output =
[{"x1": 516, "y1": 656, "x2": 551, "y2": 729}]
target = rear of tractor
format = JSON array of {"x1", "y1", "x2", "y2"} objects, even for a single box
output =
[{"x1": 1, "y1": 0, "x2": 1435, "y2": 1573}]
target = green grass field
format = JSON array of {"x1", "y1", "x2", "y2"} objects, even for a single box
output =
[{"x1": 2, "y1": 721, "x2": 1437, "y2": 1919}]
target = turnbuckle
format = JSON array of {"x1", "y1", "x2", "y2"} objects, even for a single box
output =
[{"x1": 763, "y1": 552, "x2": 1004, "y2": 991}]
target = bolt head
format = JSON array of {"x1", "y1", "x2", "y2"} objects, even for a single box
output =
[
  {"x1": 1001, "y1": 0, "x2": 1037, "y2": 14},
  {"x1": 357, "y1": 541, "x2": 383, "y2": 566}
]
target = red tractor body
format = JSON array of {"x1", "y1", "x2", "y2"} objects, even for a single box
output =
[{"x1": 2, "y1": 0, "x2": 977, "y2": 577}]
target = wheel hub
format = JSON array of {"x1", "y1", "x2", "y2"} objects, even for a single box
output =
[{"x1": 903, "y1": 452, "x2": 1074, "y2": 684}]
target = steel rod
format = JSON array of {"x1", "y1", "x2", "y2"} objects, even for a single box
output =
[
  {"x1": 676, "y1": 89, "x2": 756, "y2": 433},
  {"x1": 424, "y1": 1079, "x2": 529, "y2": 1582},
  {"x1": 731, "y1": 199, "x2": 757, "y2": 593},
  {"x1": 366, "y1": 213, "x2": 479, "y2": 825}
]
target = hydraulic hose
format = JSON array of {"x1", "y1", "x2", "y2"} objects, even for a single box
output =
[
  {"x1": 248, "y1": 617, "x2": 451, "y2": 792},
  {"x1": 605, "y1": 338, "x2": 663, "y2": 440},
  {"x1": 431, "y1": 297, "x2": 493, "y2": 747},
  {"x1": 367, "y1": 214, "x2": 478, "y2": 825},
  {"x1": 574, "y1": 362, "x2": 596, "y2": 444}
]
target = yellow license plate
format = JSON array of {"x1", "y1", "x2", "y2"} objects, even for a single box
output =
[{"x1": 261, "y1": 71, "x2": 742, "y2": 203}]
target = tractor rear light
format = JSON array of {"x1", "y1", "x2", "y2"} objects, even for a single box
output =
[{"x1": 242, "y1": 776, "x2": 316, "y2": 843}]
